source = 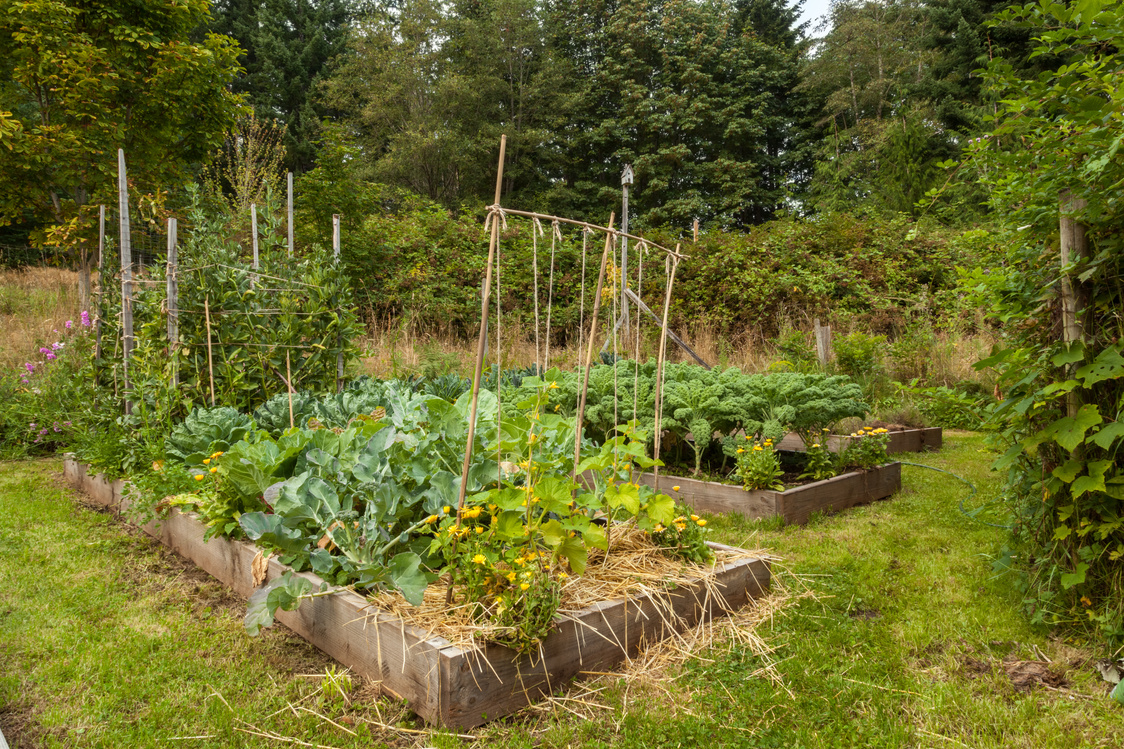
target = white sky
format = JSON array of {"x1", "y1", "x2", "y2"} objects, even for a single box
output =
[{"x1": 797, "y1": 0, "x2": 834, "y2": 35}]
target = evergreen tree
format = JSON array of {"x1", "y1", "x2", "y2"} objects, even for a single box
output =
[{"x1": 212, "y1": 0, "x2": 352, "y2": 172}]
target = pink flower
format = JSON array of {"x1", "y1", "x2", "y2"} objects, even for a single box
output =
[
  {"x1": 65, "y1": 320, "x2": 73, "y2": 329},
  {"x1": 80, "y1": 310, "x2": 91, "y2": 327},
  {"x1": 39, "y1": 347, "x2": 49, "y2": 355},
  {"x1": 45, "y1": 351, "x2": 57, "y2": 361},
  {"x1": 24, "y1": 363, "x2": 34, "y2": 373}
]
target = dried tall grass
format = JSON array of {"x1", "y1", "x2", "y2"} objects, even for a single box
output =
[{"x1": 0, "y1": 268, "x2": 83, "y2": 372}]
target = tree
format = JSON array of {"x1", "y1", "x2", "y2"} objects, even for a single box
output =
[
  {"x1": 0, "y1": 0, "x2": 243, "y2": 259},
  {"x1": 210, "y1": 0, "x2": 352, "y2": 172}
]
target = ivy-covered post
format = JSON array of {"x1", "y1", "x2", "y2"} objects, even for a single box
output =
[
  {"x1": 1059, "y1": 191, "x2": 1089, "y2": 419},
  {"x1": 95, "y1": 204, "x2": 105, "y2": 366},
  {"x1": 287, "y1": 172, "x2": 294, "y2": 258}
]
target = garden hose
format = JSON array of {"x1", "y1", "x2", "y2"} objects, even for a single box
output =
[{"x1": 897, "y1": 460, "x2": 1013, "y2": 530}]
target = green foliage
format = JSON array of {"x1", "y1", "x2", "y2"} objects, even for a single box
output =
[
  {"x1": 163, "y1": 406, "x2": 255, "y2": 463},
  {"x1": 963, "y1": 0, "x2": 1124, "y2": 645},
  {"x1": 834, "y1": 332, "x2": 886, "y2": 380},
  {"x1": 734, "y1": 437, "x2": 785, "y2": 491},
  {"x1": 901, "y1": 381, "x2": 989, "y2": 430},
  {"x1": 838, "y1": 427, "x2": 891, "y2": 471},
  {"x1": 0, "y1": 0, "x2": 243, "y2": 247},
  {"x1": 801, "y1": 433, "x2": 838, "y2": 481}
]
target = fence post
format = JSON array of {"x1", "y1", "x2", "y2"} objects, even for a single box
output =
[
  {"x1": 95, "y1": 205, "x2": 105, "y2": 363},
  {"x1": 251, "y1": 203, "x2": 259, "y2": 270},
  {"x1": 287, "y1": 172, "x2": 294, "y2": 258},
  {"x1": 333, "y1": 213, "x2": 343, "y2": 391},
  {"x1": 118, "y1": 149, "x2": 133, "y2": 415},
  {"x1": 1059, "y1": 190, "x2": 1089, "y2": 418},
  {"x1": 814, "y1": 318, "x2": 832, "y2": 367},
  {"x1": 167, "y1": 217, "x2": 179, "y2": 387}
]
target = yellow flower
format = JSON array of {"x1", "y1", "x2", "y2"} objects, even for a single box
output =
[
  {"x1": 558, "y1": 572, "x2": 568, "y2": 580},
  {"x1": 1081, "y1": 596, "x2": 1092, "y2": 607},
  {"x1": 203, "y1": 458, "x2": 210, "y2": 465},
  {"x1": 737, "y1": 448, "x2": 745, "y2": 454},
  {"x1": 654, "y1": 523, "x2": 665, "y2": 532},
  {"x1": 812, "y1": 443, "x2": 821, "y2": 448},
  {"x1": 549, "y1": 381, "x2": 560, "y2": 389},
  {"x1": 554, "y1": 404, "x2": 561, "y2": 411},
  {"x1": 490, "y1": 516, "x2": 498, "y2": 525},
  {"x1": 672, "y1": 486, "x2": 680, "y2": 492},
  {"x1": 194, "y1": 475, "x2": 204, "y2": 482},
  {"x1": 527, "y1": 433, "x2": 539, "y2": 445},
  {"x1": 753, "y1": 445, "x2": 763, "y2": 452},
  {"x1": 507, "y1": 572, "x2": 517, "y2": 582},
  {"x1": 520, "y1": 583, "x2": 530, "y2": 591},
  {"x1": 675, "y1": 522, "x2": 687, "y2": 531},
  {"x1": 850, "y1": 433, "x2": 858, "y2": 438},
  {"x1": 696, "y1": 519, "x2": 707, "y2": 526},
  {"x1": 515, "y1": 557, "x2": 526, "y2": 566},
  {"x1": 475, "y1": 526, "x2": 483, "y2": 534},
  {"x1": 209, "y1": 466, "x2": 218, "y2": 474},
  {"x1": 823, "y1": 427, "x2": 830, "y2": 432},
  {"x1": 443, "y1": 505, "x2": 451, "y2": 514},
  {"x1": 690, "y1": 514, "x2": 699, "y2": 521},
  {"x1": 472, "y1": 554, "x2": 486, "y2": 565},
  {"x1": 425, "y1": 514, "x2": 438, "y2": 524}
]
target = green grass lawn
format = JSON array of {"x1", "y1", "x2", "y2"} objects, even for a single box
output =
[{"x1": 2, "y1": 434, "x2": 1122, "y2": 748}]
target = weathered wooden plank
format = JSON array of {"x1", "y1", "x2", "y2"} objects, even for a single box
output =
[
  {"x1": 775, "y1": 428, "x2": 943, "y2": 455},
  {"x1": 438, "y1": 547, "x2": 769, "y2": 727},
  {"x1": 62, "y1": 457, "x2": 771, "y2": 729},
  {"x1": 637, "y1": 463, "x2": 900, "y2": 524}
]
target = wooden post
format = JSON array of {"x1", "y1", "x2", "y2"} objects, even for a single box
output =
[
  {"x1": 333, "y1": 214, "x2": 343, "y2": 391},
  {"x1": 1059, "y1": 190, "x2": 1089, "y2": 418},
  {"x1": 167, "y1": 217, "x2": 179, "y2": 387},
  {"x1": 205, "y1": 296, "x2": 216, "y2": 407},
  {"x1": 693, "y1": 219, "x2": 699, "y2": 244},
  {"x1": 118, "y1": 149, "x2": 133, "y2": 415},
  {"x1": 651, "y1": 251, "x2": 681, "y2": 494},
  {"x1": 456, "y1": 136, "x2": 507, "y2": 514},
  {"x1": 814, "y1": 318, "x2": 832, "y2": 368},
  {"x1": 287, "y1": 172, "x2": 294, "y2": 257},
  {"x1": 251, "y1": 203, "x2": 259, "y2": 270},
  {"x1": 95, "y1": 205, "x2": 106, "y2": 363},
  {"x1": 286, "y1": 351, "x2": 295, "y2": 430},
  {"x1": 571, "y1": 214, "x2": 616, "y2": 484}
]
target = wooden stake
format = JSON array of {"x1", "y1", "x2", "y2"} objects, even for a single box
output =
[
  {"x1": 1059, "y1": 190, "x2": 1089, "y2": 418},
  {"x1": 167, "y1": 217, "x2": 179, "y2": 387},
  {"x1": 333, "y1": 214, "x2": 343, "y2": 392},
  {"x1": 286, "y1": 351, "x2": 295, "y2": 430},
  {"x1": 814, "y1": 318, "x2": 832, "y2": 368},
  {"x1": 205, "y1": 295, "x2": 216, "y2": 407},
  {"x1": 571, "y1": 213, "x2": 616, "y2": 484},
  {"x1": 251, "y1": 203, "x2": 259, "y2": 270},
  {"x1": 118, "y1": 149, "x2": 133, "y2": 415},
  {"x1": 693, "y1": 219, "x2": 699, "y2": 244},
  {"x1": 652, "y1": 250, "x2": 681, "y2": 495},
  {"x1": 95, "y1": 205, "x2": 105, "y2": 364},
  {"x1": 287, "y1": 172, "x2": 294, "y2": 258}
]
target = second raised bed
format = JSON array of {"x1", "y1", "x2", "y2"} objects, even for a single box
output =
[{"x1": 637, "y1": 462, "x2": 902, "y2": 525}]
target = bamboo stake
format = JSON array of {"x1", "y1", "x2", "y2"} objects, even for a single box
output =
[
  {"x1": 450, "y1": 136, "x2": 507, "y2": 604},
  {"x1": 286, "y1": 351, "x2": 295, "y2": 430},
  {"x1": 167, "y1": 217, "x2": 179, "y2": 387},
  {"x1": 475, "y1": 207, "x2": 685, "y2": 260},
  {"x1": 118, "y1": 149, "x2": 133, "y2": 415},
  {"x1": 652, "y1": 249, "x2": 681, "y2": 495},
  {"x1": 571, "y1": 214, "x2": 616, "y2": 485},
  {"x1": 205, "y1": 296, "x2": 216, "y2": 406}
]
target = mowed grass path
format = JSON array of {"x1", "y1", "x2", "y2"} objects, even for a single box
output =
[{"x1": 1, "y1": 434, "x2": 1121, "y2": 748}]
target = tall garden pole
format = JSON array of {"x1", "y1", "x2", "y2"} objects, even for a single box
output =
[
  {"x1": 448, "y1": 135, "x2": 506, "y2": 605},
  {"x1": 95, "y1": 205, "x2": 105, "y2": 363},
  {"x1": 118, "y1": 149, "x2": 133, "y2": 415},
  {"x1": 651, "y1": 248, "x2": 681, "y2": 495},
  {"x1": 167, "y1": 217, "x2": 179, "y2": 387},
  {"x1": 1059, "y1": 190, "x2": 1089, "y2": 419},
  {"x1": 251, "y1": 203, "x2": 259, "y2": 270},
  {"x1": 571, "y1": 214, "x2": 616, "y2": 484},
  {"x1": 333, "y1": 214, "x2": 343, "y2": 391},
  {"x1": 287, "y1": 172, "x2": 294, "y2": 258}
]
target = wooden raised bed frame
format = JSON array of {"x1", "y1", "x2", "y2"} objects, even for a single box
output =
[
  {"x1": 62, "y1": 457, "x2": 770, "y2": 729},
  {"x1": 775, "y1": 427, "x2": 942, "y2": 455},
  {"x1": 638, "y1": 463, "x2": 901, "y2": 525}
]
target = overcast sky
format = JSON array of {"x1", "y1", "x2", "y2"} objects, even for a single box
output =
[{"x1": 797, "y1": 0, "x2": 834, "y2": 35}]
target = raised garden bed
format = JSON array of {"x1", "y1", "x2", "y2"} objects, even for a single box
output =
[
  {"x1": 775, "y1": 427, "x2": 942, "y2": 455},
  {"x1": 637, "y1": 462, "x2": 902, "y2": 525},
  {"x1": 63, "y1": 457, "x2": 771, "y2": 729}
]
